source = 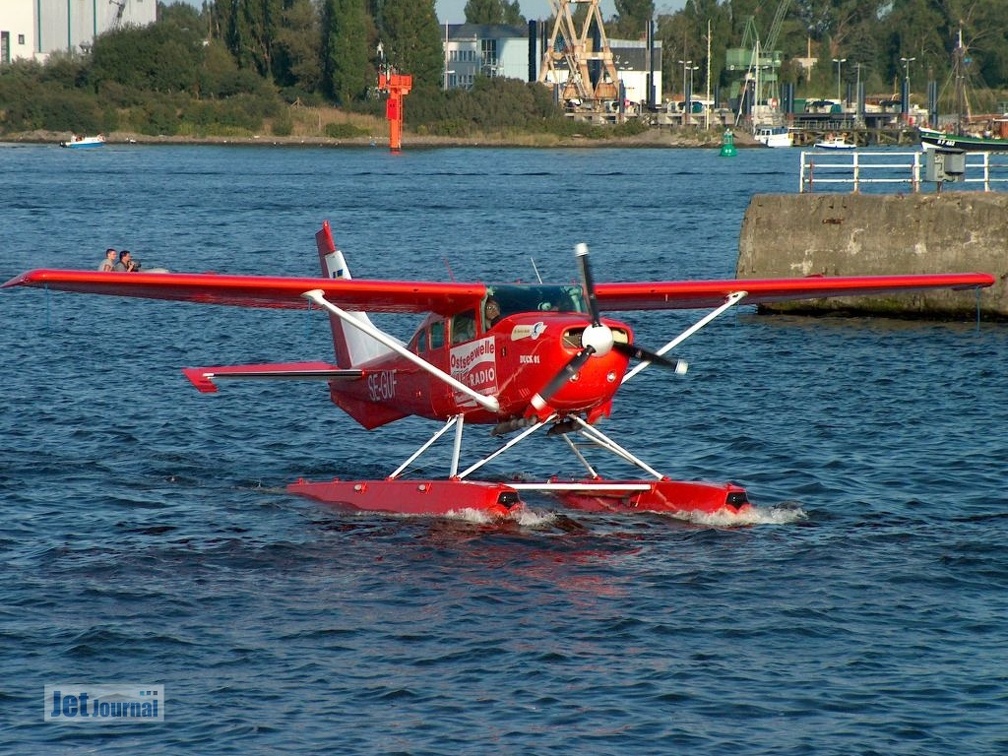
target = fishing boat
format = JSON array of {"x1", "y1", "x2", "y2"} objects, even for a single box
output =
[
  {"x1": 919, "y1": 125, "x2": 1008, "y2": 152},
  {"x1": 754, "y1": 126, "x2": 792, "y2": 148},
  {"x1": 736, "y1": 37, "x2": 792, "y2": 148},
  {"x1": 813, "y1": 135, "x2": 856, "y2": 150},
  {"x1": 61, "y1": 134, "x2": 105, "y2": 149},
  {"x1": 918, "y1": 27, "x2": 1008, "y2": 153}
]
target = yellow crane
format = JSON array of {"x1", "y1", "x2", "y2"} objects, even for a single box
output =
[{"x1": 537, "y1": 0, "x2": 620, "y2": 106}]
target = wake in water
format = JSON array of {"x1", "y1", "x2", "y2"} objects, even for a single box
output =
[
  {"x1": 444, "y1": 505, "x2": 559, "y2": 529},
  {"x1": 666, "y1": 501, "x2": 808, "y2": 528},
  {"x1": 444, "y1": 501, "x2": 808, "y2": 529}
]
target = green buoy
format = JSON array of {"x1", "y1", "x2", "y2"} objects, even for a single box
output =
[{"x1": 719, "y1": 129, "x2": 737, "y2": 157}]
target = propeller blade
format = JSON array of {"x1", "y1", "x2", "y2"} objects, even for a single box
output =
[
  {"x1": 575, "y1": 242, "x2": 601, "y2": 326},
  {"x1": 529, "y1": 347, "x2": 595, "y2": 412},
  {"x1": 613, "y1": 342, "x2": 688, "y2": 374}
]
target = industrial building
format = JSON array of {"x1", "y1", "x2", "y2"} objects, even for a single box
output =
[
  {"x1": 443, "y1": 22, "x2": 661, "y2": 113},
  {"x1": 1, "y1": 0, "x2": 156, "y2": 64}
]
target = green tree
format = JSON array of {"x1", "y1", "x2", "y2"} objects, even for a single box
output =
[
  {"x1": 91, "y1": 20, "x2": 203, "y2": 94},
  {"x1": 464, "y1": 0, "x2": 525, "y2": 25},
  {"x1": 611, "y1": 0, "x2": 654, "y2": 38},
  {"x1": 321, "y1": 0, "x2": 371, "y2": 105},
  {"x1": 200, "y1": 39, "x2": 267, "y2": 98},
  {"x1": 212, "y1": 0, "x2": 283, "y2": 79},
  {"x1": 274, "y1": 0, "x2": 322, "y2": 93},
  {"x1": 379, "y1": 0, "x2": 444, "y2": 89},
  {"x1": 502, "y1": 1, "x2": 524, "y2": 26},
  {"x1": 677, "y1": 0, "x2": 732, "y2": 96},
  {"x1": 969, "y1": 0, "x2": 1008, "y2": 91}
]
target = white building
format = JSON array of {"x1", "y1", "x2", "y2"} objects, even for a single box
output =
[
  {"x1": 443, "y1": 23, "x2": 530, "y2": 90},
  {"x1": 1, "y1": 0, "x2": 156, "y2": 64}
]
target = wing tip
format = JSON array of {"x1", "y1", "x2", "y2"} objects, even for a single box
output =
[
  {"x1": 182, "y1": 367, "x2": 219, "y2": 393},
  {"x1": 2, "y1": 270, "x2": 40, "y2": 289}
]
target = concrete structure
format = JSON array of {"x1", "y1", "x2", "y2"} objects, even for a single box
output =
[
  {"x1": 0, "y1": 0, "x2": 156, "y2": 63},
  {"x1": 737, "y1": 193, "x2": 1008, "y2": 318}
]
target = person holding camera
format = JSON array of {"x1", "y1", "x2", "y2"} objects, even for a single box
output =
[{"x1": 114, "y1": 250, "x2": 140, "y2": 272}]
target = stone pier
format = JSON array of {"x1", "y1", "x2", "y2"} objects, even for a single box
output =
[{"x1": 736, "y1": 193, "x2": 1008, "y2": 318}]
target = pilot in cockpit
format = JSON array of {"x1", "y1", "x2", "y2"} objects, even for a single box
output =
[{"x1": 484, "y1": 298, "x2": 502, "y2": 327}]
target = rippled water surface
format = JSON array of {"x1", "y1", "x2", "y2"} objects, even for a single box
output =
[{"x1": 1, "y1": 143, "x2": 1006, "y2": 754}]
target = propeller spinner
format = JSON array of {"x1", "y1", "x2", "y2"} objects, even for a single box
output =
[{"x1": 529, "y1": 243, "x2": 686, "y2": 414}]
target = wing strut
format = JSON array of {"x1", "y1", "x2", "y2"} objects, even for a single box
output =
[
  {"x1": 569, "y1": 415, "x2": 665, "y2": 479},
  {"x1": 389, "y1": 415, "x2": 461, "y2": 480},
  {"x1": 302, "y1": 289, "x2": 500, "y2": 414},
  {"x1": 457, "y1": 414, "x2": 557, "y2": 480},
  {"x1": 621, "y1": 291, "x2": 748, "y2": 385}
]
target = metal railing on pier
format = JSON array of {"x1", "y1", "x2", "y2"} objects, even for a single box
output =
[{"x1": 799, "y1": 150, "x2": 1008, "y2": 193}]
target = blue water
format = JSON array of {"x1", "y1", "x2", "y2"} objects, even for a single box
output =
[{"x1": 1, "y1": 143, "x2": 1007, "y2": 754}]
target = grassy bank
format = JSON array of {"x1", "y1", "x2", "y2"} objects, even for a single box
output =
[{"x1": 4, "y1": 102, "x2": 741, "y2": 149}]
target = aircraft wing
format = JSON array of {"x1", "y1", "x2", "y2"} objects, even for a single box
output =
[
  {"x1": 594, "y1": 273, "x2": 995, "y2": 311},
  {"x1": 4, "y1": 269, "x2": 994, "y2": 315},
  {"x1": 1, "y1": 270, "x2": 486, "y2": 316}
]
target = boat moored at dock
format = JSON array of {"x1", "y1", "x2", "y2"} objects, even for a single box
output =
[{"x1": 919, "y1": 126, "x2": 1008, "y2": 153}]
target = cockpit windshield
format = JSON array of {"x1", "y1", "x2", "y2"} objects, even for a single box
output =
[{"x1": 484, "y1": 284, "x2": 586, "y2": 319}]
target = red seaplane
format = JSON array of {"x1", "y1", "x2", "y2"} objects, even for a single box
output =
[{"x1": 4, "y1": 222, "x2": 994, "y2": 521}]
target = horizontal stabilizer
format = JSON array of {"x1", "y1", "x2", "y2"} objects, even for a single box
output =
[{"x1": 183, "y1": 361, "x2": 361, "y2": 393}]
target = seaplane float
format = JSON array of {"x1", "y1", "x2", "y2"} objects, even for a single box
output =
[{"x1": 3, "y1": 223, "x2": 994, "y2": 521}]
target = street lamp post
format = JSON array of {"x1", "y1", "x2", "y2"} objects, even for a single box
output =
[
  {"x1": 900, "y1": 56, "x2": 916, "y2": 90},
  {"x1": 677, "y1": 59, "x2": 692, "y2": 102},
  {"x1": 899, "y1": 56, "x2": 916, "y2": 124},
  {"x1": 854, "y1": 62, "x2": 862, "y2": 118},
  {"x1": 686, "y1": 64, "x2": 698, "y2": 124},
  {"x1": 678, "y1": 59, "x2": 693, "y2": 125},
  {"x1": 832, "y1": 57, "x2": 847, "y2": 104}
]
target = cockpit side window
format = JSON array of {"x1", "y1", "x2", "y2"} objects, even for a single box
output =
[
  {"x1": 409, "y1": 327, "x2": 429, "y2": 354},
  {"x1": 451, "y1": 310, "x2": 477, "y2": 345},
  {"x1": 430, "y1": 320, "x2": 445, "y2": 349}
]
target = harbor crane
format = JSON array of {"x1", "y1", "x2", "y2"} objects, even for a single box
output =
[{"x1": 537, "y1": 0, "x2": 621, "y2": 108}]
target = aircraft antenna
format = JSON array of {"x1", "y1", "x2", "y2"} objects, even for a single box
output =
[{"x1": 442, "y1": 256, "x2": 456, "y2": 282}]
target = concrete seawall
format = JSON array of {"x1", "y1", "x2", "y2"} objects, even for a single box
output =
[{"x1": 736, "y1": 193, "x2": 1008, "y2": 319}]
